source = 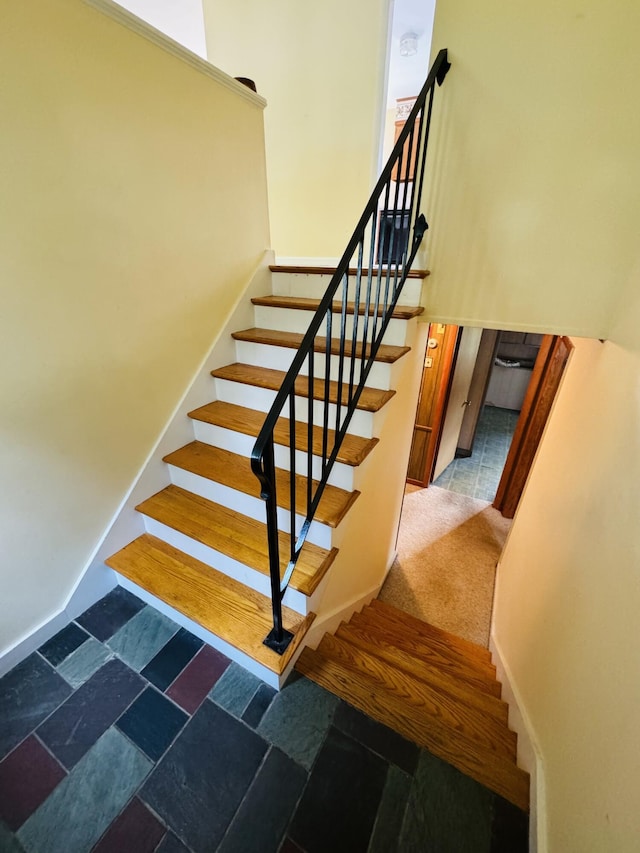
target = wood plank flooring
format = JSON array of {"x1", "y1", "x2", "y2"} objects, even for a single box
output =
[{"x1": 296, "y1": 600, "x2": 530, "y2": 811}]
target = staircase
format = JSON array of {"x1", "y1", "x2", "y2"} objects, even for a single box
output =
[
  {"x1": 105, "y1": 265, "x2": 426, "y2": 687},
  {"x1": 297, "y1": 599, "x2": 530, "y2": 812}
]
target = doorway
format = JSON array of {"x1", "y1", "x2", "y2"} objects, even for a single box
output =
[{"x1": 379, "y1": 326, "x2": 571, "y2": 647}]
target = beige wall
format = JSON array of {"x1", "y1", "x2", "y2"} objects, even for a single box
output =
[
  {"x1": 494, "y1": 330, "x2": 640, "y2": 852},
  {"x1": 423, "y1": 0, "x2": 640, "y2": 339},
  {"x1": 422, "y1": 0, "x2": 640, "y2": 848},
  {"x1": 0, "y1": 0, "x2": 270, "y2": 655},
  {"x1": 203, "y1": 0, "x2": 390, "y2": 259}
]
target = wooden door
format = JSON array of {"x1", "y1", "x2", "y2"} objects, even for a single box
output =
[
  {"x1": 493, "y1": 335, "x2": 573, "y2": 518},
  {"x1": 406, "y1": 324, "x2": 459, "y2": 486},
  {"x1": 432, "y1": 327, "x2": 483, "y2": 480}
]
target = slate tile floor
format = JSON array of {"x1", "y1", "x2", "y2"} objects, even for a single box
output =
[
  {"x1": 0, "y1": 587, "x2": 529, "y2": 852},
  {"x1": 435, "y1": 405, "x2": 520, "y2": 501}
]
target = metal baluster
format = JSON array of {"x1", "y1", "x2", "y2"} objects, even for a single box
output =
[
  {"x1": 361, "y1": 214, "x2": 377, "y2": 379},
  {"x1": 261, "y1": 436, "x2": 293, "y2": 652},
  {"x1": 252, "y1": 51, "x2": 450, "y2": 654},
  {"x1": 307, "y1": 347, "x2": 314, "y2": 513},
  {"x1": 289, "y1": 390, "x2": 296, "y2": 564},
  {"x1": 322, "y1": 308, "x2": 331, "y2": 477},
  {"x1": 349, "y1": 240, "x2": 364, "y2": 404},
  {"x1": 335, "y1": 271, "x2": 348, "y2": 436}
]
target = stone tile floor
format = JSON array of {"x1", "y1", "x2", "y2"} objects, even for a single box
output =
[
  {"x1": 435, "y1": 405, "x2": 520, "y2": 502},
  {"x1": 0, "y1": 587, "x2": 529, "y2": 852}
]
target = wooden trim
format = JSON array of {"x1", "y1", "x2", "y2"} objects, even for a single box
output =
[
  {"x1": 424, "y1": 326, "x2": 461, "y2": 485},
  {"x1": 494, "y1": 335, "x2": 573, "y2": 518},
  {"x1": 84, "y1": 0, "x2": 266, "y2": 109},
  {"x1": 269, "y1": 264, "x2": 429, "y2": 279}
]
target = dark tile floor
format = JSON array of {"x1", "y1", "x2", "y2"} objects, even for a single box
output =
[
  {"x1": 0, "y1": 587, "x2": 529, "y2": 852},
  {"x1": 435, "y1": 405, "x2": 520, "y2": 501}
]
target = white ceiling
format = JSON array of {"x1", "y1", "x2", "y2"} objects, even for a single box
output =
[{"x1": 386, "y1": 0, "x2": 436, "y2": 108}]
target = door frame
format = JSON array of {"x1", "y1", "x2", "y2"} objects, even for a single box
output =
[{"x1": 493, "y1": 335, "x2": 573, "y2": 518}]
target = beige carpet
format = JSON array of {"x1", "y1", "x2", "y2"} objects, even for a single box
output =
[{"x1": 379, "y1": 485, "x2": 511, "y2": 648}]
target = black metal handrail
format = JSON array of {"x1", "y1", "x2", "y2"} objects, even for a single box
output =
[{"x1": 251, "y1": 49, "x2": 451, "y2": 653}]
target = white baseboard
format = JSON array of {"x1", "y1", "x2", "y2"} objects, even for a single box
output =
[
  {"x1": 274, "y1": 256, "x2": 341, "y2": 267},
  {"x1": 301, "y1": 582, "x2": 381, "y2": 651},
  {"x1": 0, "y1": 564, "x2": 118, "y2": 678},
  {"x1": 490, "y1": 632, "x2": 546, "y2": 853}
]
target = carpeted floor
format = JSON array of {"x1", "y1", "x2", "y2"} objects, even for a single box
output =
[{"x1": 379, "y1": 485, "x2": 512, "y2": 648}]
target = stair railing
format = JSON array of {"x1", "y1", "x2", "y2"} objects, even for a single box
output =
[{"x1": 251, "y1": 49, "x2": 451, "y2": 653}]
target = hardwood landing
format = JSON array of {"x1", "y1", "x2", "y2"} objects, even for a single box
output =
[{"x1": 296, "y1": 600, "x2": 529, "y2": 811}]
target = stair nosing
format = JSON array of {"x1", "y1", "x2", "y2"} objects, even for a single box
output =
[
  {"x1": 136, "y1": 485, "x2": 337, "y2": 597},
  {"x1": 188, "y1": 401, "x2": 379, "y2": 468},
  {"x1": 251, "y1": 294, "x2": 424, "y2": 320},
  {"x1": 269, "y1": 264, "x2": 430, "y2": 280},
  {"x1": 231, "y1": 328, "x2": 410, "y2": 364},
  {"x1": 211, "y1": 363, "x2": 395, "y2": 413},
  {"x1": 106, "y1": 533, "x2": 314, "y2": 675},
  {"x1": 296, "y1": 647, "x2": 529, "y2": 811},
  {"x1": 320, "y1": 633, "x2": 516, "y2": 759},
  {"x1": 366, "y1": 600, "x2": 495, "y2": 666},
  {"x1": 337, "y1": 622, "x2": 508, "y2": 722},
  {"x1": 163, "y1": 441, "x2": 360, "y2": 530},
  {"x1": 349, "y1": 611, "x2": 500, "y2": 696}
]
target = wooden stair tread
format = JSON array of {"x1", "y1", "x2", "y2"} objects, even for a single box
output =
[
  {"x1": 296, "y1": 646, "x2": 529, "y2": 811},
  {"x1": 367, "y1": 599, "x2": 494, "y2": 665},
  {"x1": 136, "y1": 485, "x2": 337, "y2": 597},
  {"x1": 252, "y1": 294, "x2": 424, "y2": 320},
  {"x1": 231, "y1": 328, "x2": 410, "y2": 364},
  {"x1": 316, "y1": 634, "x2": 516, "y2": 759},
  {"x1": 106, "y1": 534, "x2": 313, "y2": 674},
  {"x1": 349, "y1": 611, "x2": 500, "y2": 697},
  {"x1": 211, "y1": 363, "x2": 395, "y2": 413},
  {"x1": 189, "y1": 401, "x2": 379, "y2": 468},
  {"x1": 163, "y1": 441, "x2": 360, "y2": 529},
  {"x1": 336, "y1": 622, "x2": 508, "y2": 722},
  {"x1": 269, "y1": 264, "x2": 430, "y2": 280}
]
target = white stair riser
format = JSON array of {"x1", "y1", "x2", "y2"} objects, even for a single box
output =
[
  {"x1": 213, "y1": 378, "x2": 377, "y2": 439},
  {"x1": 167, "y1": 464, "x2": 334, "y2": 550},
  {"x1": 253, "y1": 305, "x2": 411, "y2": 348},
  {"x1": 234, "y1": 340, "x2": 394, "y2": 390},
  {"x1": 115, "y1": 574, "x2": 280, "y2": 689},
  {"x1": 141, "y1": 516, "x2": 311, "y2": 615},
  {"x1": 270, "y1": 272, "x2": 424, "y2": 306},
  {"x1": 192, "y1": 420, "x2": 358, "y2": 491}
]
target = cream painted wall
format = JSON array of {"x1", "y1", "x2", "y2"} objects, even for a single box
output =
[
  {"x1": 422, "y1": 0, "x2": 640, "y2": 339},
  {"x1": 422, "y1": 0, "x2": 640, "y2": 848},
  {"x1": 493, "y1": 329, "x2": 640, "y2": 852},
  {"x1": 202, "y1": 0, "x2": 390, "y2": 259},
  {"x1": 0, "y1": 0, "x2": 269, "y2": 655}
]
